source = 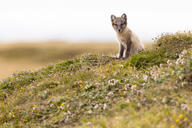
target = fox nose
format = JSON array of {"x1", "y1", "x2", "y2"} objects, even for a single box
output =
[{"x1": 118, "y1": 29, "x2": 121, "y2": 32}]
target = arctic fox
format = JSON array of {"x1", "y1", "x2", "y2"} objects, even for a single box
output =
[{"x1": 111, "y1": 13, "x2": 144, "y2": 59}]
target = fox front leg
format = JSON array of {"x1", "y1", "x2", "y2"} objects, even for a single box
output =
[
  {"x1": 118, "y1": 43, "x2": 124, "y2": 59},
  {"x1": 124, "y1": 43, "x2": 131, "y2": 59}
]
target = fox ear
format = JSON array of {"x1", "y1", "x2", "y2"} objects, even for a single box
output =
[
  {"x1": 111, "y1": 15, "x2": 116, "y2": 22},
  {"x1": 121, "y1": 13, "x2": 127, "y2": 20}
]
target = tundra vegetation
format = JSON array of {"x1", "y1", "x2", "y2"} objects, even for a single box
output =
[{"x1": 0, "y1": 32, "x2": 191, "y2": 128}]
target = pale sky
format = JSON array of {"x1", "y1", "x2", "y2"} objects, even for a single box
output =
[{"x1": 0, "y1": 0, "x2": 192, "y2": 42}]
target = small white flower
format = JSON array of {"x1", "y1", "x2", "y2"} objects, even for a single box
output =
[
  {"x1": 94, "y1": 104, "x2": 99, "y2": 109},
  {"x1": 162, "y1": 97, "x2": 167, "y2": 103},
  {"x1": 181, "y1": 49, "x2": 187, "y2": 55},
  {"x1": 87, "y1": 122, "x2": 92, "y2": 125},
  {"x1": 167, "y1": 60, "x2": 171, "y2": 65},
  {"x1": 120, "y1": 64, "x2": 124, "y2": 68},
  {"x1": 50, "y1": 104, "x2": 54, "y2": 107},
  {"x1": 67, "y1": 111, "x2": 71, "y2": 114},
  {"x1": 108, "y1": 79, "x2": 119, "y2": 85},
  {"x1": 181, "y1": 104, "x2": 189, "y2": 111},
  {"x1": 107, "y1": 92, "x2": 113, "y2": 96},
  {"x1": 88, "y1": 110, "x2": 93, "y2": 114},
  {"x1": 153, "y1": 76, "x2": 158, "y2": 82},
  {"x1": 103, "y1": 103, "x2": 107, "y2": 110},
  {"x1": 143, "y1": 75, "x2": 148, "y2": 81},
  {"x1": 179, "y1": 75, "x2": 184, "y2": 80},
  {"x1": 160, "y1": 64, "x2": 163, "y2": 68},
  {"x1": 131, "y1": 85, "x2": 137, "y2": 90}
]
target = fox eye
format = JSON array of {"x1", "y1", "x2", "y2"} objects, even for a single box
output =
[{"x1": 121, "y1": 23, "x2": 126, "y2": 27}]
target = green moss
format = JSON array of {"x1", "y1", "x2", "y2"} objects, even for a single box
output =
[
  {"x1": 125, "y1": 49, "x2": 167, "y2": 69},
  {"x1": 126, "y1": 32, "x2": 192, "y2": 69}
]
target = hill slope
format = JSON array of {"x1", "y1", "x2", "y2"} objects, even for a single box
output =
[{"x1": 0, "y1": 32, "x2": 192, "y2": 128}]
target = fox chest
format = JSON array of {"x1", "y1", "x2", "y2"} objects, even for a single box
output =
[{"x1": 117, "y1": 35, "x2": 131, "y2": 46}]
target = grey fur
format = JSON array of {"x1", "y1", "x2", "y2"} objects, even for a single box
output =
[{"x1": 111, "y1": 13, "x2": 144, "y2": 59}]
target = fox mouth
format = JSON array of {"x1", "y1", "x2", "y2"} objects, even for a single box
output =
[{"x1": 118, "y1": 29, "x2": 123, "y2": 33}]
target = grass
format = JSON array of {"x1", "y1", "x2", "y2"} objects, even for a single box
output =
[{"x1": 0, "y1": 32, "x2": 192, "y2": 128}]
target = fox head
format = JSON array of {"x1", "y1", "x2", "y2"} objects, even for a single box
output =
[{"x1": 111, "y1": 13, "x2": 127, "y2": 33}]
